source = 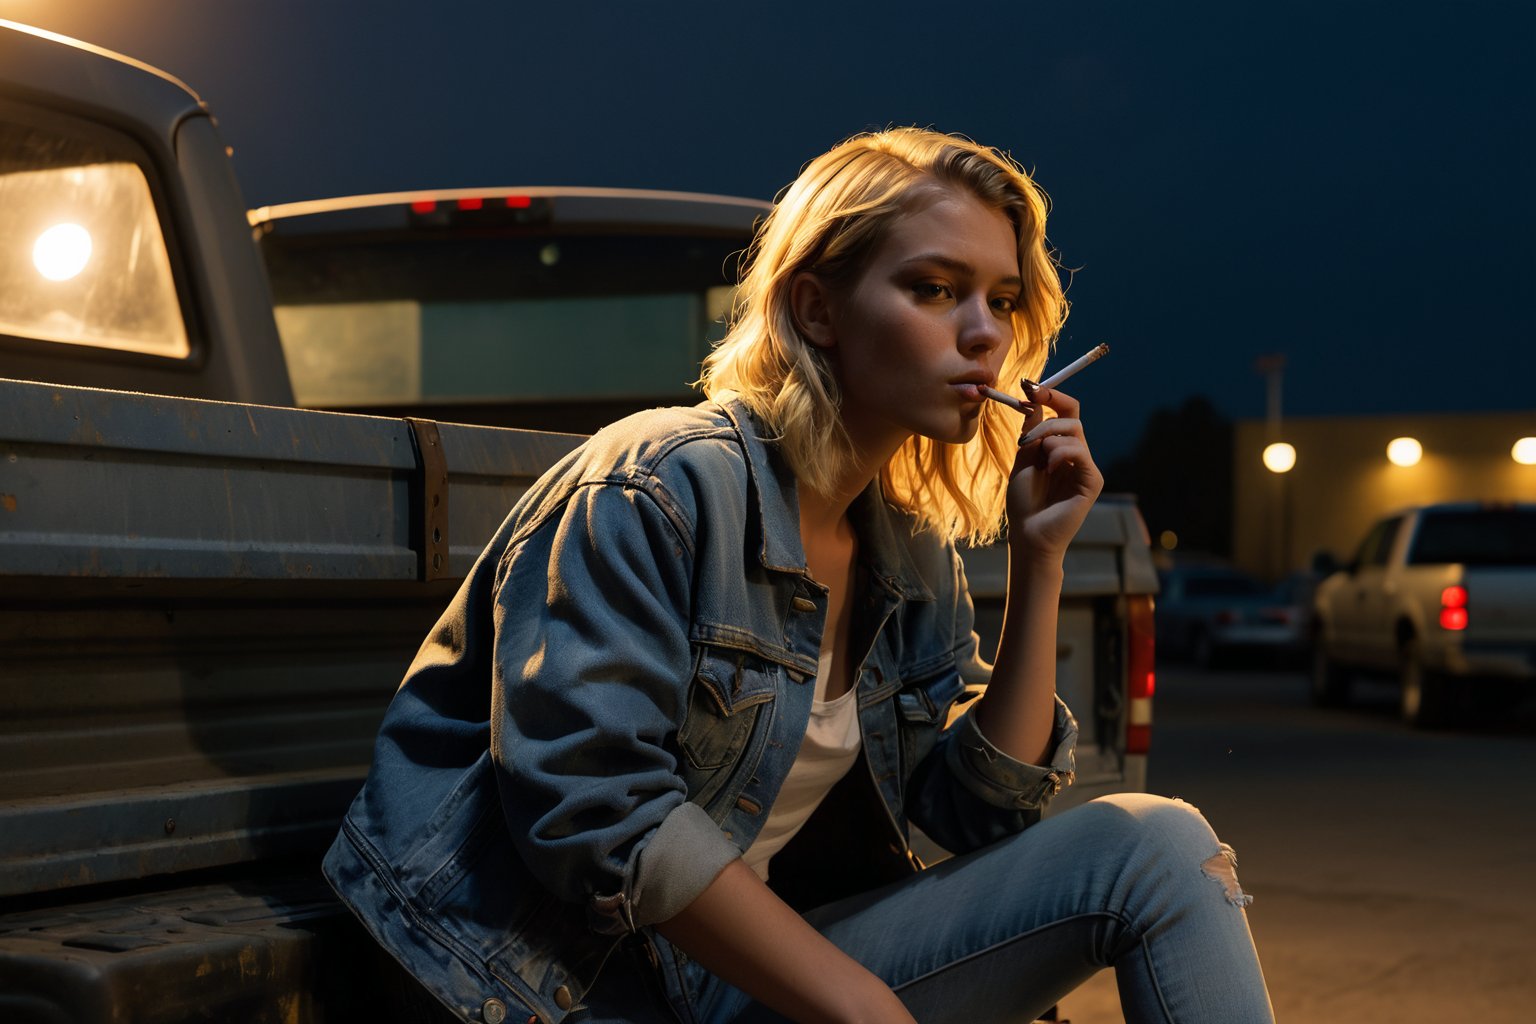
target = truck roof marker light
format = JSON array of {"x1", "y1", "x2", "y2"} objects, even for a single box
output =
[
  {"x1": 1440, "y1": 585, "x2": 1468, "y2": 631},
  {"x1": 505, "y1": 195, "x2": 533, "y2": 208},
  {"x1": 410, "y1": 200, "x2": 436, "y2": 214},
  {"x1": 456, "y1": 197, "x2": 483, "y2": 211}
]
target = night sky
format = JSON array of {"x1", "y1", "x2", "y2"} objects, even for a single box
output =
[{"x1": 7, "y1": 0, "x2": 1532, "y2": 460}]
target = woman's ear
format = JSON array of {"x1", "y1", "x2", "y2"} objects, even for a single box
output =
[{"x1": 789, "y1": 271, "x2": 836, "y2": 349}]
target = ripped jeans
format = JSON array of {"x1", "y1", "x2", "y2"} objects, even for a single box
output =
[
  {"x1": 581, "y1": 793, "x2": 1275, "y2": 1024},
  {"x1": 378, "y1": 795, "x2": 1275, "y2": 1023}
]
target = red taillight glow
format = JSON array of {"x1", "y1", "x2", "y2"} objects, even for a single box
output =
[
  {"x1": 409, "y1": 200, "x2": 437, "y2": 214},
  {"x1": 1126, "y1": 594, "x2": 1155, "y2": 755},
  {"x1": 505, "y1": 195, "x2": 533, "y2": 208},
  {"x1": 456, "y1": 197, "x2": 484, "y2": 211},
  {"x1": 1440, "y1": 585, "x2": 1468, "y2": 631}
]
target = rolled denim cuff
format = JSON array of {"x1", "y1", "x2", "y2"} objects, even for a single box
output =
[
  {"x1": 622, "y1": 801, "x2": 739, "y2": 929},
  {"x1": 945, "y1": 696, "x2": 1079, "y2": 811}
]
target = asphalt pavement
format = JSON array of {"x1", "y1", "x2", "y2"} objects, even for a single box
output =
[{"x1": 1056, "y1": 664, "x2": 1536, "y2": 1023}]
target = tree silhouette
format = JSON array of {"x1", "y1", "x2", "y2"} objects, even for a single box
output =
[{"x1": 1103, "y1": 396, "x2": 1233, "y2": 558}]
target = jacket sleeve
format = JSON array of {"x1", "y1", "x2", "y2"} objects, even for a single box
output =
[
  {"x1": 490, "y1": 478, "x2": 740, "y2": 934},
  {"x1": 903, "y1": 542, "x2": 1079, "y2": 854}
]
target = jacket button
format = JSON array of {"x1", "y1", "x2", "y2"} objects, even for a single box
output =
[
  {"x1": 482, "y1": 998, "x2": 507, "y2": 1024},
  {"x1": 791, "y1": 596, "x2": 817, "y2": 613},
  {"x1": 554, "y1": 985, "x2": 574, "y2": 1011}
]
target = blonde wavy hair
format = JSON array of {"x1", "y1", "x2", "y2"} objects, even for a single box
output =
[{"x1": 698, "y1": 127, "x2": 1068, "y2": 546}]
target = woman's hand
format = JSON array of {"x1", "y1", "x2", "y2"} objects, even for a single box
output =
[
  {"x1": 974, "y1": 383, "x2": 1104, "y2": 764},
  {"x1": 1006, "y1": 384, "x2": 1104, "y2": 562}
]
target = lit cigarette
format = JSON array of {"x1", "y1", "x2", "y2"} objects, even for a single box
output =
[
  {"x1": 1038, "y1": 343, "x2": 1110, "y2": 391},
  {"x1": 979, "y1": 343, "x2": 1110, "y2": 411}
]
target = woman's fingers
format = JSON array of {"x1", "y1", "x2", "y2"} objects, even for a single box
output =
[
  {"x1": 1028, "y1": 384, "x2": 1079, "y2": 420},
  {"x1": 1014, "y1": 386, "x2": 1079, "y2": 444},
  {"x1": 1019, "y1": 417, "x2": 1086, "y2": 449}
]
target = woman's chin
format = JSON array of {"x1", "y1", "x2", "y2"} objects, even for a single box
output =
[{"x1": 917, "y1": 415, "x2": 981, "y2": 447}]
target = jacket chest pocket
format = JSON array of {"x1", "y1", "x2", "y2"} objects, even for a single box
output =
[{"x1": 678, "y1": 645, "x2": 778, "y2": 809}]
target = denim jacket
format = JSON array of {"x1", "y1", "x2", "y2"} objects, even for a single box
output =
[{"x1": 324, "y1": 397, "x2": 1078, "y2": 1024}]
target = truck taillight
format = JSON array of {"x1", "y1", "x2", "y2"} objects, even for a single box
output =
[
  {"x1": 1440, "y1": 585, "x2": 1468, "y2": 631},
  {"x1": 1126, "y1": 594, "x2": 1155, "y2": 755}
]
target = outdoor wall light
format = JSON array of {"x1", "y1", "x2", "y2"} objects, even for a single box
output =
[
  {"x1": 1262, "y1": 442, "x2": 1296, "y2": 473},
  {"x1": 1513, "y1": 437, "x2": 1536, "y2": 465},
  {"x1": 1386, "y1": 437, "x2": 1422, "y2": 467}
]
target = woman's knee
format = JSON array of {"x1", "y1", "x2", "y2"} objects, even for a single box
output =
[
  {"x1": 1056, "y1": 794, "x2": 1221, "y2": 863},
  {"x1": 1074, "y1": 793, "x2": 1252, "y2": 907}
]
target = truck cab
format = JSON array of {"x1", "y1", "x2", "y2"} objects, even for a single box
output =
[{"x1": 251, "y1": 185, "x2": 767, "y2": 434}]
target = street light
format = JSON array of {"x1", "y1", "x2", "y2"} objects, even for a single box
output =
[
  {"x1": 1386, "y1": 437, "x2": 1422, "y2": 467},
  {"x1": 1262, "y1": 442, "x2": 1296, "y2": 474},
  {"x1": 1513, "y1": 437, "x2": 1536, "y2": 465}
]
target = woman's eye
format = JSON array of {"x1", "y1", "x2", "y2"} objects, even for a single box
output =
[
  {"x1": 991, "y1": 295, "x2": 1020, "y2": 315},
  {"x1": 913, "y1": 282, "x2": 952, "y2": 301}
]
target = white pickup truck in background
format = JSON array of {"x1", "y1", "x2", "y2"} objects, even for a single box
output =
[{"x1": 1311, "y1": 501, "x2": 1536, "y2": 727}]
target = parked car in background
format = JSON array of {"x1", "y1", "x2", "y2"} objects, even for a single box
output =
[
  {"x1": 1156, "y1": 561, "x2": 1308, "y2": 668},
  {"x1": 1311, "y1": 501, "x2": 1536, "y2": 727}
]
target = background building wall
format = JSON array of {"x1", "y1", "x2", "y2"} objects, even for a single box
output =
[{"x1": 1233, "y1": 412, "x2": 1536, "y2": 580}]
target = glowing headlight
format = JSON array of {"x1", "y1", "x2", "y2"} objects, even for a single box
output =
[{"x1": 33, "y1": 222, "x2": 93, "y2": 281}]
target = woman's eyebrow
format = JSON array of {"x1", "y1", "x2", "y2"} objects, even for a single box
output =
[{"x1": 901, "y1": 253, "x2": 1022, "y2": 287}]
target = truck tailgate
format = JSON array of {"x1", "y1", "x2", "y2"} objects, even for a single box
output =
[{"x1": 1461, "y1": 568, "x2": 1536, "y2": 645}]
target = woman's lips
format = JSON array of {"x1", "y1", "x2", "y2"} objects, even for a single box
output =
[{"x1": 950, "y1": 382, "x2": 986, "y2": 402}]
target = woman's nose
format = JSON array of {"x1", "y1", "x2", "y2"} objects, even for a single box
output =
[{"x1": 959, "y1": 299, "x2": 1008, "y2": 355}]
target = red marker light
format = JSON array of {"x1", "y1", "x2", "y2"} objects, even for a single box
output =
[
  {"x1": 1439, "y1": 585, "x2": 1468, "y2": 631},
  {"x1": 456, "y1": 197, "x2": 484, "y2": 211},
  {"x1": 410, "y1": 200, "x2": 436, "y2": 214},
  {"x1": 1126, "y1": 595, "x2": 1155, "y2": 755},
  {"x1": 505, "y1": 195, "x2": 533, "y2": 209}
]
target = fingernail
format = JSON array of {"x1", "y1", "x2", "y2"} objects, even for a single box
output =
[{"x1": 1020, "y1": 377, "x2": 1039, "y2": 399}]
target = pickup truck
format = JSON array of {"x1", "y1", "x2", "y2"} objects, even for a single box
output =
[
  {"x1": 1311, "y1": 501, "x2": 1536, "y2": 727},
  {"x1": 0, "y1": 20, "x2": 1157, "y2": 1022}
]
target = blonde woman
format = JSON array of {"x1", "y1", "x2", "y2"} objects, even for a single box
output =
[{"x1": 326, "y1": 128, "x2": 1273, "y2": 1024}]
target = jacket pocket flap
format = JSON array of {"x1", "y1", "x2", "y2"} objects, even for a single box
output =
[{"x1": 692, "y1": 645, "x2": 779, "y2": 715}]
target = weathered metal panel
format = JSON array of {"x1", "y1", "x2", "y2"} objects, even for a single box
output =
[
  {"x1": 0, "y1": 377, "x2": 584, "y2": 895},
  {"x1": 0, "y1": 877, "x2": 377, "y2": 1023}
]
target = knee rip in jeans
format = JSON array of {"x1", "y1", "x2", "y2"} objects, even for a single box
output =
[{"x1": 1201, "y1": 843, "x2": 1254, "y2": 908}]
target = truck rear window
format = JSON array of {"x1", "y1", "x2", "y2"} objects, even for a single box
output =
[
  {"x1": 263, "y1": 233, "x2": 740, "y2": 408},
  {"x1": 1408, "y1": 509, "x2": 1536, "y2": 566},
  {"x1": 0, "y1": 118, "x2": 188, "y2": 359}
]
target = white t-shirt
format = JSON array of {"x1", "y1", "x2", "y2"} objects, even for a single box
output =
[{"x1": 741, "y1": 646, "x2": 863, "y2": 880}]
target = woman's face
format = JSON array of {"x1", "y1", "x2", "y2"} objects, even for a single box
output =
[{"x1": 819, "y1": 188, "x2": 1021, "y2": 457}]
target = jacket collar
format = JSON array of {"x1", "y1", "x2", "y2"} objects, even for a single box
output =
[{"x1": 717, "y1": 396, "x2": 935, "y2": 603}]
